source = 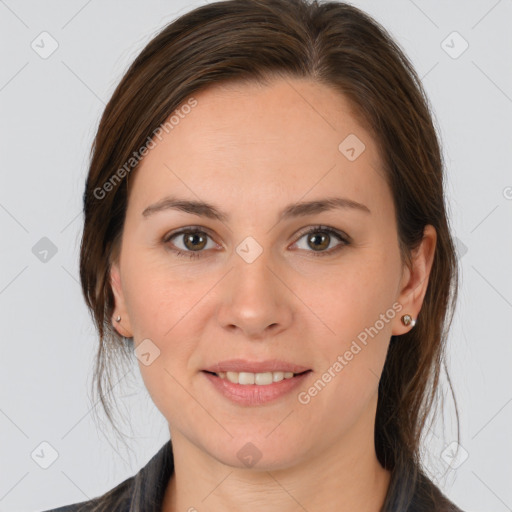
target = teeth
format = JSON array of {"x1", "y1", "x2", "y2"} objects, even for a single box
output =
[{"x1": 216, "y1": 371, "x2": 296, "y2": 385}]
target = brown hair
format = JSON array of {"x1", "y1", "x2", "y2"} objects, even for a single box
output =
[{"x1": 79, "y1": 0, "x2": 461, "y2": 510}]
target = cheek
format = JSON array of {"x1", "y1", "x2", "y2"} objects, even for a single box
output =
[
  {"x1": 121, "y1": 254, "x2": 213, "y2": 385},
  {"x1": 302, "y1": 248, "x2": 399, "y2": 401},
  {"x1": 122, "y1": 264, "x2": 206, "y2": 421},
  {"x1": 308, "y1": 249, "x2": 399, "y2": 344},
  {"x1": 122, "y1": 248, "x2": 203, "y2": 339}
]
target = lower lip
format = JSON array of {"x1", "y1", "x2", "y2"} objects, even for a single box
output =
[{"x1": 202, "y1": 371, "x2": 312, "y2": 406}]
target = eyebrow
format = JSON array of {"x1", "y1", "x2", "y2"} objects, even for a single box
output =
[{"x1": 141, "y1": 195, "x2": 371, "y2": 222}]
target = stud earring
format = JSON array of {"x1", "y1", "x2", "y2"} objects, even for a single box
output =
[
  {"x1": 115, "y1": 315, "x2": 121, "y2": 322},
  {"x1": 401, "y1": 314, "x2": 416, "y2": 327}
]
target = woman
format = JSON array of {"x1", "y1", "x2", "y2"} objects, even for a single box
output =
[{"x1": 44, "y1": 0, "x2": 464, "y2": 510}]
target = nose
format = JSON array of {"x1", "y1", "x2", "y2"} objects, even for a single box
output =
[{"x1": 215, "y1": 250, "x2": 293, "y2": 340}]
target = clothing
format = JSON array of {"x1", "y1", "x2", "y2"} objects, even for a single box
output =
[
  {"x1": 41, "y1": 439, "x2": 464, "y2": 512},
  {"x1": 41, "y1": 440, "x2": 174, "y2": 512}
]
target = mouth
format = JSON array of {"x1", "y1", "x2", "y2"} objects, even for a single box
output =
[
  {"x1": 202, "y1": 369, "x2": 312, "y2": 386},
  {"x1": 201, "y1": 367, "x2": 313, "y2": 405}
]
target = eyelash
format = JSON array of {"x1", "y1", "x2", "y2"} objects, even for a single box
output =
[{"x1": 163, "y1": 225, "x2": 350, "y2": 260}]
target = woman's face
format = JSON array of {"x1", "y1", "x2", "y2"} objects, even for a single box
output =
[{"x1": 110, "y1": 77, "x2": 434, "y2": 470}]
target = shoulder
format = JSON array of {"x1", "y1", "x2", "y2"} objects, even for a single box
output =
[
  {"x1": 38, "y1": 474, "x2": 133, "y2": 512},
  {"x1": 39, "y1": 439, "x2": 174, "y2": 512},
  {"x1": 412, "y1": 469, "x2": 465, "y2": 512},
  {"x1": 382, "y1": 462, "x2": 465, "y2": 512}
]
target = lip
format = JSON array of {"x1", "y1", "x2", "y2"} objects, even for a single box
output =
[
  {"x1": 202, "y1": 370, "x2": 312, "y2": 406},
  {"x1": 202, "y1": 359, "x2": 311, "y2": 374}
]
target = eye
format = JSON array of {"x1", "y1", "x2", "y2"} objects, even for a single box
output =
[
  {"x1": 163, "y1": 225, "x2": 350, "y2": 260},
  {"x1": 292, "y1": 225, "x2": 350, "y2": 256},
  {"x1": 163, "y1": 227, "x2": 217, "y2": 259}
]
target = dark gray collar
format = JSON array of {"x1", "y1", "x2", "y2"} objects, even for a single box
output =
[{"x1": 128, "y1": 439, "x2": 174, "y2": 512}]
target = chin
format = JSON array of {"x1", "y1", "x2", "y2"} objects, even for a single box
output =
[{"x1": 205, "y1": 432, "x2": 309, "y2": 472}]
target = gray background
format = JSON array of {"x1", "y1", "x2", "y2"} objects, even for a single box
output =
[{"x1": 1, "y1": 0, "x2": 511, "y2": 511}]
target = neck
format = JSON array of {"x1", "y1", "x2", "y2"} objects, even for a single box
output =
[{"x1": 162, "y1": 395, "x2": 391, "y2": 512}]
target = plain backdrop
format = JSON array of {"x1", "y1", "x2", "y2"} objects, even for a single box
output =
[{"x1": 1, "y1": 1, "x2": 511, "y2": 511}]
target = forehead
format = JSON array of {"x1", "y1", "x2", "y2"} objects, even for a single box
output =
[{"x1": 128, "y1": 77, "x2": 390, "y2": 219}]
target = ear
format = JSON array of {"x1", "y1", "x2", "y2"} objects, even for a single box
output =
[
  {"x1": 392, "y1": 224, "x2": 437, "y2": 335},
  {"x1": 110, "y1": 261, "x2": 134, "y2": 338}
]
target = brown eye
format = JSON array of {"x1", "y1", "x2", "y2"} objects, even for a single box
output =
[
  {"x1": 163, "y1": 227, "x2": 216, "y2": 259},
  {"x1": 293, "y1": 226, "x2": 350, "y2": 256},
  {"x1": 307, "y1": 232, "x2": 330, "y2": 251},
  {"x1": 182, "y1": 231, "x2": 208, "y2": 251}
]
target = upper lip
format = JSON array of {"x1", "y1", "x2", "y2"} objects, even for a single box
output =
[{"x1": 203, "y1": 359, "x2": 311, "y2": 374}]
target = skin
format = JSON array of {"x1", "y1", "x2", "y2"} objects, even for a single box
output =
[{"x1": 110, "y1": 77, "x2": 436, "y2": 512}]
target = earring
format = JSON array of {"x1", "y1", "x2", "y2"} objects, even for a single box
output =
[
  {"x1": 115, "y1": 315, "x2": 121, "y2": 322},
  {"x1": 401, "y1": 314, "x2": 416, "y2": 327}
]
